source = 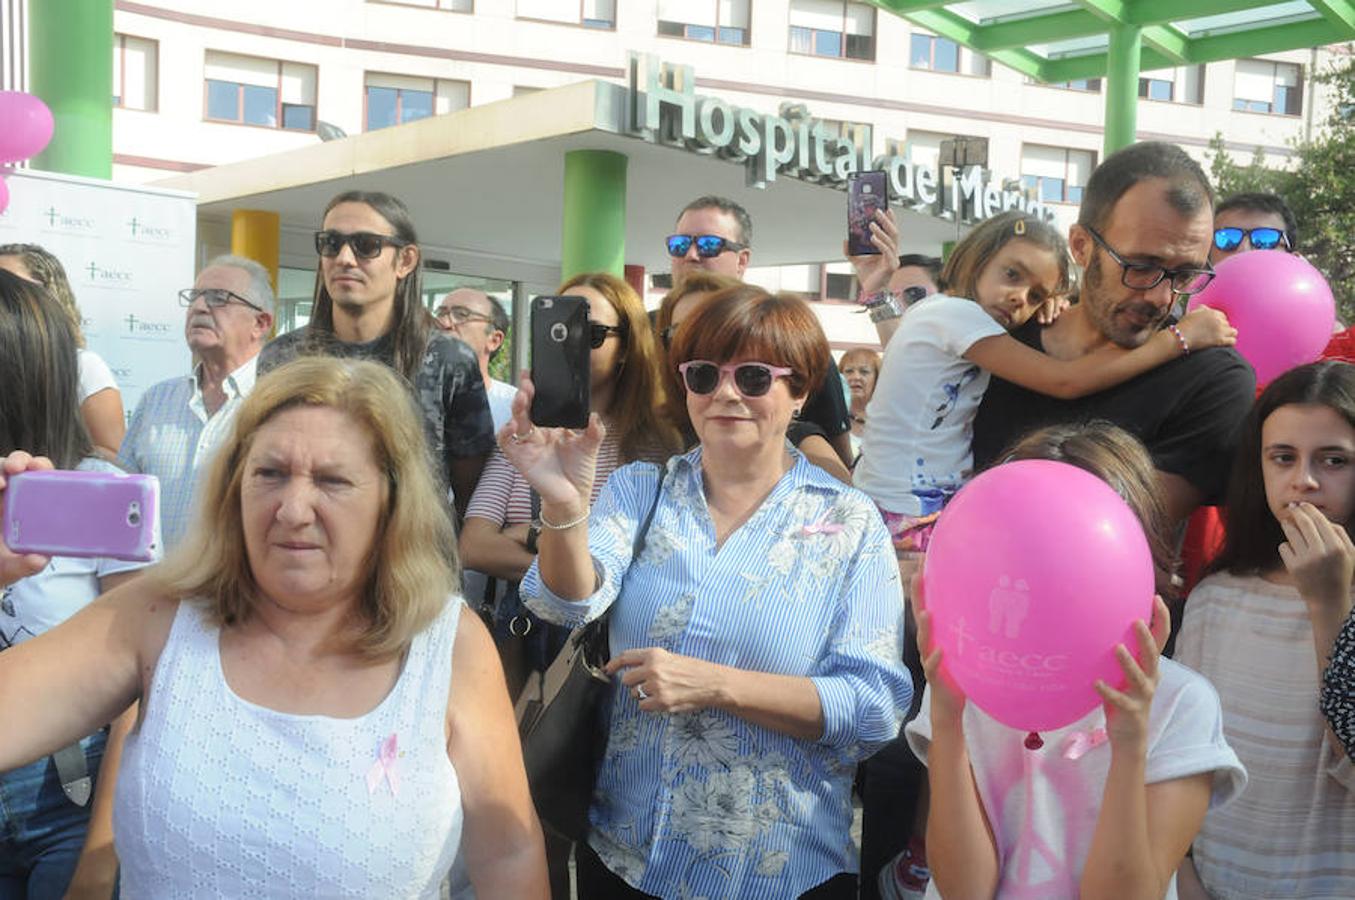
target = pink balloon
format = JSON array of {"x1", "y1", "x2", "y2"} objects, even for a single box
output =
[
  {"x1": 922, "y1": 460, "x2": 1154, "y2": 732},
  {"x1": 1187, "y1": 250, "x2": 1335, "y2": 386},
  {"x1": 0, "y1": 175, "x2": 7, "y2": 216},
  {"x1": 0, "y1": 91, "x2": 54, "y2": 164}
]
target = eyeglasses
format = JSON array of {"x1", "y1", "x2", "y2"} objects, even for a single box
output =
[
  {"x1": 1213, "y1": 226, "x2": 1290, "y2": 253},
  {"x1": 589, "y1": 322, "x2": 626, "y2": 349},
  {"x1": 178, "y1": 287, "x2": 263, "y2": 312},
  {"x1": 678, "y1": 360, "x2": 793, "y2": 398},
  {"x1": 1084, "y1": 226, "x2": 1215, "y2": 296},
  {"x1": 665, "y1": 234, "x2": 748, "y2": 259},
  {"x1": 314, "y1": 230, "x2": 410, "y2": 259},
  {"x1": 434, "y1": 305, "x2": 494, "y2": 326},
  {"x1": 901, "y1": 285, "x2": 930, "y2": 305}
]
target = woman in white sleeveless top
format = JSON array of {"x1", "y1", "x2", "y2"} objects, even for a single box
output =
[{"x1": 0, "y1": 357, "x2": 549, "y2": 898}]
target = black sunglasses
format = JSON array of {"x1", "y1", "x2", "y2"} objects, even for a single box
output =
[
  {"x1": 665, "y1": 234, "x2": 748, "y2": 259},
  {"x1": 589, "y1": 322, "x2": 626, "y2": 349},
  {"x1": 678, "y1": 360, "x2": 793, "y2": 398},
  {"x1": 1213, "y1": 226, "x2": 1290, "y2": 253},
  {"x1": 314, "y1": 230, "x2": 410, "y2": 259},
  {"x1": 178, "y1": 287, "x2": 263, "y2": 312}
]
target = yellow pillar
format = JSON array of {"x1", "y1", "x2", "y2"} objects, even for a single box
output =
[{"x1": 230, "y1": 209, "x2": 280, "y2": 292}]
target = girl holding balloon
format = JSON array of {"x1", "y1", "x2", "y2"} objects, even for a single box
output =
[
  {"x1": 855, "y1": 211, "x2": 1236, "y2": 555},
  {"x1": 906, "y1": 422, "x2": 1246, "y2": 900},
  {"x1": 1174, "y1": 361, "x2": 1355, "y2": 900}
]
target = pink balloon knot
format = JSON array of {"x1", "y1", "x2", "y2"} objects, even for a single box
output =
[{"x1": 1023, "y1": 731, "x2": 1044, "y2": 751}]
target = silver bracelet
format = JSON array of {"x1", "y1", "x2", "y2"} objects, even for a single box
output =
[
  {"x1": 538, "y1": 505, "x2": 591, "y2": 531},
  {"x1": 868, "y1": 294, "x2": 905, "y2": 323}
]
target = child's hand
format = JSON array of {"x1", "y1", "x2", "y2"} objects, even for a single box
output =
[
  {"x1": 1279, "y1": 501, "x2": 1355, "y2": 614},
  {"x1": 1035, "y1": 295, "x2": 1071, "y2": 325},
  {"x1": 911, "y1": 569, "x2": 967, "y2": 725},
  {"x1": 1094, "y1": 604, "x2": 1164, "y2": 753},
  {"x1": 1177, "y1": 307, "x2": 1237, "y2": 350}
]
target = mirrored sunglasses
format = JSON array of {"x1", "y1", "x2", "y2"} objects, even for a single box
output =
[
  {"x1": 665, "y1": 234, "x2": 748, "y2": 259},
  {"x1": 1213, "y1": 227, "x2": 1289, "y2": 253}
]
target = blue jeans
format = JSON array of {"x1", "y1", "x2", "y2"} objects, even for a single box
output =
[{"x1": 0, "y1": 730, "x2": 107, "y2": 900}]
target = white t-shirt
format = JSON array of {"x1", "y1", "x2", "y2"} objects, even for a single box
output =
[
  {"x1": 905, "y1": 659, "x2": 1246, "y2": 900},
  {"x1": 0, "y1": 458, "x2": 161, "y2": 649},
  {"x1": 78, "y1": 348, "x2": 119, "y2": 403},
  {"x1": 486, "y1": 378, "x2": 518, "y2": 433},
  {"x1": 854, "y1": 294, "x2": 1005, "y2": 515}
]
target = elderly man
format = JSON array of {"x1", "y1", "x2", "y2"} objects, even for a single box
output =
[
  {"x1": 119, "y1": 255, "x2": 274, "y2": 551},
  {"x1": 433, "y1": 288, "x2": 517, "y2": 430},
  {"x1": 668, "y1": 195, "x2": 854, "y2": 465}
]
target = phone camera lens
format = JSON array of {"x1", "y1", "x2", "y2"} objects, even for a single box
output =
[{"x1": 127, "y1": 502, "x2": 142, "y2": 527}]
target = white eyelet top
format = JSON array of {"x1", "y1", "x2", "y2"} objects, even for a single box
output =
[{"x1": 114, "y1": 598, "x2": 464, "y2": 898}]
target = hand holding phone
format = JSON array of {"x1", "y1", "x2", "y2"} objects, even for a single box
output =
[
  {"x1": 530, "y1": 295, "x2": 591, "y2": 429},
  {"x1": 847, "y1": 170, "x2": 890, "y2": 257},
  {"x1": 0, "y1": 452, "x2": 56, "y2": 587},
  {"x1": 3, "y1": 469, "x2": 160, "y2": 563}
]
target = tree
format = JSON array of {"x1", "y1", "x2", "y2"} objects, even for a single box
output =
[{"x1": 1206, "y1": 49, "x2": 1355, "y2": 324}]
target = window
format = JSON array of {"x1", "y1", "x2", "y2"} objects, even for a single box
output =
[
  {"x1": 910, "y1": 31, "x2": 989, "y2": 76},
  {"x1": 789, "y1": 0, "x2": 875, "y2": 61},
  {"x1": 1042, "y1": 78, "x2": 1101, "y2": 92},
  {"x1": 113, "y1": 34, "x2": 157, "y2": 111},
  {"x1": 1021, "y1": 145, "x2": 1095, "y2": 205},
  {"x1": 205, "y1": 51, "x2": 316, "y2": 131},
  {"x1": 374, "y1": 0, "x2": 472, "y2": 9},
  {"x1": 364, "y1": 73, "x2": 469, "y2": 131},
  {"x1": 1138, "y1": 65, "x2": 1204, "y2": 104},
  {"x1": 516, "y1": 0, "x2": 615, "y2": 29},
  {"x1": 1233, "y1": 58, "x2": 1302, "y2": 116},
  {"x1": 658, "y1": 0, "x2": 750, "y2": 46}
]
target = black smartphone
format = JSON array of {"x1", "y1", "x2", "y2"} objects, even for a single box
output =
[
  {"x1": 530, "y1": 295, "x2": 591, "y2": 429},
  {"x1": 847, "y1": 170, "x2": 889, "y2": 256}
]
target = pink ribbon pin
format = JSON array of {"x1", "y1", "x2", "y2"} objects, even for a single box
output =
[
  {"x1": 801, "y1": 513, "x2": 844, "y2": 537},
  {"x1": 366, "y1": 732, "x2": 401, "y2": 797},
  {"x1": 1060, "y1": 727, "x2": 1108, "y2": 760}
]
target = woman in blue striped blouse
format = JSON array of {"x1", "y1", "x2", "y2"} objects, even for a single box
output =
[{"x1": 506, "y1": 285, "x2": 913, "y2": 899}]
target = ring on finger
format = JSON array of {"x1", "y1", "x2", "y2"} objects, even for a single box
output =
[
  {"x1": 508, "y1": 426, "x2": 537, "y2": 444},
  {"x1": 634, "y1": 684, "x2": 649, "y2": 701}
]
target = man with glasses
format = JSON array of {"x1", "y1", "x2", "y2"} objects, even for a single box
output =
[
  {"x1": 1210, "y1": 192, "x2": 1297, "y2": 264},
  {"x1": 433, "y1": 288, "x2": 517, "y2": 431},
  {"x1": 258, "y1": 191, "x2": 494, "y2": 519},
  {"x1": 118, "y1": 256, "x2": 275, "y2": 550},
  {"x1": 668, "y1": 195, "x2": 856, "y2": 466},
  {"x1": 973, "y1": 142, "x2": 1255, "y2": 525}
]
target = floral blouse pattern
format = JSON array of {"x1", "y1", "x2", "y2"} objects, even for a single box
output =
[{"x1": 521, "y1": 447, "x2": 912, "y2": 899}]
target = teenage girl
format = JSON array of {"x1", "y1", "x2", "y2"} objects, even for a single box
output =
[
  {"x1": 908, "y1": 422, "x2": 1246, "y2": 900},
  {"x1": 854, "y1": 210, "x2": 1236, "y2": 554},
  {"x1": 1175, "y1": 361, "x2": 1355, "y2": 899}
]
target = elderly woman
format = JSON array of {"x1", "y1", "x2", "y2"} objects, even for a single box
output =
[
  {"x1": 0, "y1": 357, "x2": 548, "y2": 898},
  {"x1": 839, "y1": 346, "x2": 881, "y2": 455},
  {"x1": 501, "y1": 286, "x2": 912, "y2": 899}
]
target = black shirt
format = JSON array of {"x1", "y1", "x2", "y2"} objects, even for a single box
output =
[
  {"x1": 258, "y1": 326, "x2": 496, "y2": 483},
  {"x1": 802, "y1": 357, "x2": 852, "y2": 439},
  {"x1": 972, "y1": 319, "x2": 1255, "y2": 505}
]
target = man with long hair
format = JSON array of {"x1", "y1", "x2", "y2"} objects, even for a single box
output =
[{"x1": 258, "y1": 191, "x2": 494, "y2": 517}]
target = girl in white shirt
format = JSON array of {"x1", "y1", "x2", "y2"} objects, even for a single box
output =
[
  {"x1": 854, "y1": 211, "x2": 1235, "y2": 554},
  {"x1": 908, "y1": 422, "x2": 1246, "y2": 900},
  {"x1": 1175, "y1": 361, "x2": 1355, "y2": 899}
]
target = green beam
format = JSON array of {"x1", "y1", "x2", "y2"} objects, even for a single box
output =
[
  {"x1": 1142, "y1": 25, "x2": 1191, "y2": 64},
  {"x1": 1042, "y1": 46, "x2": 1176, "y2": 83},
  {"x1": 1072, "y1": 0, "x2": 1131, "y2": 24},
  {"x1": 900, "y1": 7, "x2": 1047, "y2": 80},
  {"x1": 561, "y1": 150, "x2": 627, "y2": 280},
  {"x1": 972, "y1": 11, "x2": 1106, "y2": 51},
  {"x1": 1105, "y1": 24, "x2": 1142, "y2": 155},
  {"x1": 28, "y1": 0, "x2": 113, "y2": 178},
  {"x1": 1127, "y1": 0, "x2": 1288, "y2": 25},
  {"x1": 1188, "y1": 17, "x2": 1353, "y2": 63},
  {"x1": 1309, "y1": 0, "x2": 1355, "y2": 32}
]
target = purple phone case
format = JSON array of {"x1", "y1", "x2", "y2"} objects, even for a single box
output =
[
  {"x1": 3, "y1": 470, "x2": 160, "y2": 562},
  {"x1": 848, "y1": 170, "x2": 889, "y2": 256}
]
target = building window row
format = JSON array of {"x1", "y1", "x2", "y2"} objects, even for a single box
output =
[
  {"x1": 788, "y1": 0, "x2": 876, "y2": 61},
  {"x1": 657, "y1": 0, "x2": 750, "y2": 46},
  {"x1": 204, "y1": 51, "x2": 316, "y2": 131}
]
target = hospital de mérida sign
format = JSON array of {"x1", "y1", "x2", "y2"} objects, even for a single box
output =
[{"x1": 626, "y1": 52, "x2": 1055, "y2": 225}]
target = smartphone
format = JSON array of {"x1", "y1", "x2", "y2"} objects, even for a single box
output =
[
  {"x1": 3, "y1": 470, "x2": 160, "y2": 562},
  {"x1": 847, "y1": 170, "x2": 889, "y2": 256},
  {"x1": 530, "y1": 295, "x2": 591, "y2": 429}
]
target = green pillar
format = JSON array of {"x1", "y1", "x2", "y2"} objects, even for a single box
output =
[
  {"x1": 561, "y1": 150, "x2": 627, "y2": 280},
  {"x1": 1103, "y1": 24, "x2": 1142, "y2": 157},
  {"x1": 29, "y1": 0, "x2": 114, "y2": 179}
]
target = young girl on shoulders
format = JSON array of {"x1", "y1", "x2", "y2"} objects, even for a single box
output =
[
  {"x1": 1175, "y1": 361, "x2": 1355, "y2": 900},
  {"x1": 908, "y1": 422, "x2": 1246, "y2": 900},
  {"x1": 854, "y1": 211, "x2": 1235, "y2": 553}
]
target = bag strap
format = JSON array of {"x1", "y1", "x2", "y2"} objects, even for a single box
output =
[
  {"x1": 577, "y1": 464, "x2": 665, "y2": 650},
  {"x1": 630, "y1": 464, "x2": 664, "y2": 559}
]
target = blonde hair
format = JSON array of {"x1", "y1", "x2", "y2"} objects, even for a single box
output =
[
  {"x1": 154, "y1": 357, "x2": 458, "y2": 659},
  {"x1": 558, "y1": 271, "x2": 683, "y2": 462}
]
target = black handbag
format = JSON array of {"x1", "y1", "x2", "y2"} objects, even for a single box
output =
[{"x1": 514, "y1": 466, "x2": 664, "y2": 842}]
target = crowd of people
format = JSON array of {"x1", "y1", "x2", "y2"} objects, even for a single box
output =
[{"x1": 0, "y1": 137, "x2": 1351, "y2": 900}]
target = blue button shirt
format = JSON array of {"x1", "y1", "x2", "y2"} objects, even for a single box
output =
[{"x1": 522, "y1": 447, "x2": 912, "y2": 898}]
